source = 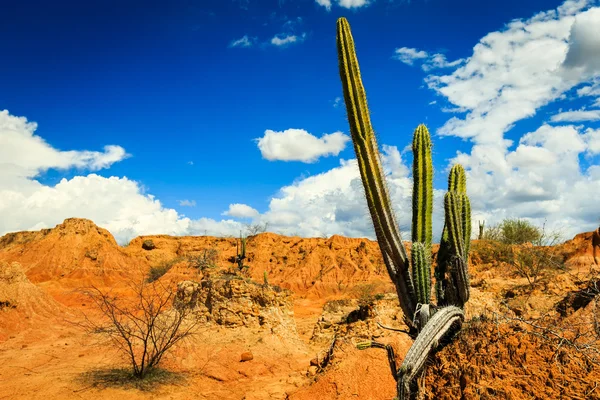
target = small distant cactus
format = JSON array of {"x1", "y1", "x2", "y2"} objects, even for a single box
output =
[
  {"x1": 235, "y1": 231, "x2": 247, "y2": 271},
  {"x1": 337, "y1": 17, "x2": 471, "y2": 399},
  {"x1": 263, "y1": 271, "x2": 269, "y2": 286},
  {"x1": 478, "y1": 220, "x2": 485, "y2": 240}
]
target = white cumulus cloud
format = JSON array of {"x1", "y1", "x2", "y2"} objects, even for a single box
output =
[
  {"x1": 550, "y1": 108, "x2": 600, "y2": 122},
  {"x1": 425, "y1": 2, "x2": 600, "y2": 144},
  {"x1": 256, "y1": 128, "x2": 350, "y2": 162},
  {"x1": 404, "y1": 0, "x2": 600, "y2": 238},
  {"x1": 393, "y1": 47, "x2": 428, "y2": 65},
  {"x1": 394, "y1": 47, "x2": 464, "y2": 71},
  {"x1": 562, "y1": 7, "x2": 600, "y2": 76},
  {"x1": 0, "y1": 110, "x2": 245, "y2": 245},
  {"x1": 315, "y1": 0, "x2": 370, "y2": 10},
  {"x1": 222, "y1": 203, "x2": 260, "y2": 218},
  {"x1": 315, "y1": 0, "x2": 332, "y2": 10},
  {"x1": 271, "y1": 33, "x2": 306, "y2": 47},
  {"x1": 338, "y1": 0, "x2": 370, "y2": 8}
]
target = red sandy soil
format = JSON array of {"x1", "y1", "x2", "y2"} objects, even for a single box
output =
[{"x1": 0, "y1": 218, "x2": 599, "y2": 399}]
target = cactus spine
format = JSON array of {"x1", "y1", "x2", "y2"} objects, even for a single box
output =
[{"x1": 337, "y1": 17, "x2": 472, "y2": 400}]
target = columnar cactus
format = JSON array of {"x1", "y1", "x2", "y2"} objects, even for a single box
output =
[
  {"x1": 336, "y1": 17, "x2": 471, "y2": 399},
  {"x1": 236, "y1": 232, "x2": 247, "y2": 270}
]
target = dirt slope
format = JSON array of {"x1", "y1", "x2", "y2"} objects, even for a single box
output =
[{"x1": 0, "y1": 219, "x2": 599, "y2": 399}]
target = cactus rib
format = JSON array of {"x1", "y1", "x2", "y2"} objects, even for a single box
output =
[{"x1": 337, "y1": 17, "x2": 416, "y2": 323}]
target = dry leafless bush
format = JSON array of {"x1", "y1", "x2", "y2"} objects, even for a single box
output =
[
  {"x1": 187, "y1": 248, "x2": 219, "y2": 270},
  {"x1": 78, "y1": 278, "x2": 201, "y2": 379}
]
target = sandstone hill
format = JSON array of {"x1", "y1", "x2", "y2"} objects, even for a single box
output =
[{"x1": 0, "y1": 218, "x2": 142, "y2": 286}]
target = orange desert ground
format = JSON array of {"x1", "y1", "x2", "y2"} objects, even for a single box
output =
[{"x1": 1, "y1": 217, "x2": 600, "y2": 399}]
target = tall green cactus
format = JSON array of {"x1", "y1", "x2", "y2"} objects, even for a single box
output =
[
  {"x1": 336, "y1": 17, "x2": 471, "y2": 400},
  {"x1": 337, "y1": 17, "x2": 415, "y2": 326},
  {"x1": 411, "y1": 125, "x2": 433, "y2": 249}
]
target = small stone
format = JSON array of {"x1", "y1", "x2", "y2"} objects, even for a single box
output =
[
  {"x1": 240, "y1": 352, "x2": 253, "y2": 362},
  {"x1": 308, "y1": 366, "x2": 318, "y2": 376}
]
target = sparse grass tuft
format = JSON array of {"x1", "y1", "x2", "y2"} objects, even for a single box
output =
[{"x1": 78, "y1": 367, "x2": 185, "y2": 391}]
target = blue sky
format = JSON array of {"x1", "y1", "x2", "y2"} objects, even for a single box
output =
[{"x1": 1, "y1": 0, "x2": 600, "y2": 244}]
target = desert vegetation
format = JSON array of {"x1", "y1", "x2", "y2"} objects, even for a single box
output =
[
  {"x1": 472, "y1": 219, "x2": 565, "y2": 288},
  {"x1": 78, "y1": 278, "x2": 201, "y2": 380},
  {"x1": 337, "y1": 17, "x2": 472, "y2": 398}
]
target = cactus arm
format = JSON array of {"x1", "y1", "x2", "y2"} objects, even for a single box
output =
[
  {"x1": 397, "y1": 306, "x2": 464, "y2": 399},
  {"x1": 435, "y1": 225, "x2": 450, "y2": 305},
  {"x1": 356, "y1": 340, "x2": 398, "y2": 381},
  {"x1": 337, "y1": 17, "x2": 416, "y2": 321},
  {"x1": 411, "y1": 242, "x2": 431, "y2": 305},
  {"x1": 448, "y1": 164, "x2": 467, "y2": 194},
  {"x1": 410, "y1": 125, "x2": 433, "y2": 307},
  {"x1": 436, "y1": 165, "x2": 472, "y2": 307},
  {"x1": 411, "y1": 124, "x2": 433, "y2": 249},
  {"x1": 438, "y1": 191, "x2": 471, "y2": 307},
  {"x1": 445, "y1": 192, "x2": 465, "y2": 260}
]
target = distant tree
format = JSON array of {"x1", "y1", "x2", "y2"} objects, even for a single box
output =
[
  {"x1": 245, "y1": 222, "x2": 269, "y2": 236},
  {"x1": 497, "y1": 218, "x2": 542, "y2": 245}
]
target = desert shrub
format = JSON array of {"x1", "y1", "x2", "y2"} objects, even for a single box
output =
[
  {"x1": 470, "y1": 240, "x2": 513, "y2": 265},
  {"x1": 245, "y1": 222, "x2": 269, "y2": 237},
  {"x1": 495, "y1": 218, "x2": 542, "y2": 245},
  {"x1": 511, "y1": 245, "x2": 562, "y2": 286},
  {"x1": 324, "y1": 299, "x2": 353, "y2": 313},
  {"x1": 481, "y1": 224, "x2": 503, "y2": 242},
  {"x1": 351, "y1": 283, "x2": 382, "y2": 307},
  {"x1": 187, "y1": 248, "x2": 218, "y2": 270},
  {"x1": 80, "y1": 279, "x2": 200, "y2": 379},
  {"x1": 473, "y1": 220, "x2": 565, "y2": 287},
  {"x1": 147, "y1": 258, "x2": 181, "y2": 283},
  {"x1": 511, "y1": 226, "x2": 565, "y2": 286}
]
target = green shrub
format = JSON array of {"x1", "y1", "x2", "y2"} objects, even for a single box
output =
[
  {"x1": 472, "y1": 219, "x2": 565, "y2": 287},
  {"x1": 352, "y1": 283, "x2": 381, "y2": 307},
  {"x1": 495, "y1": 218, "x2": 542, "y2": 245},
  {"x1": 470, "y1": 240, "x2": 513, "y2": 265}
]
